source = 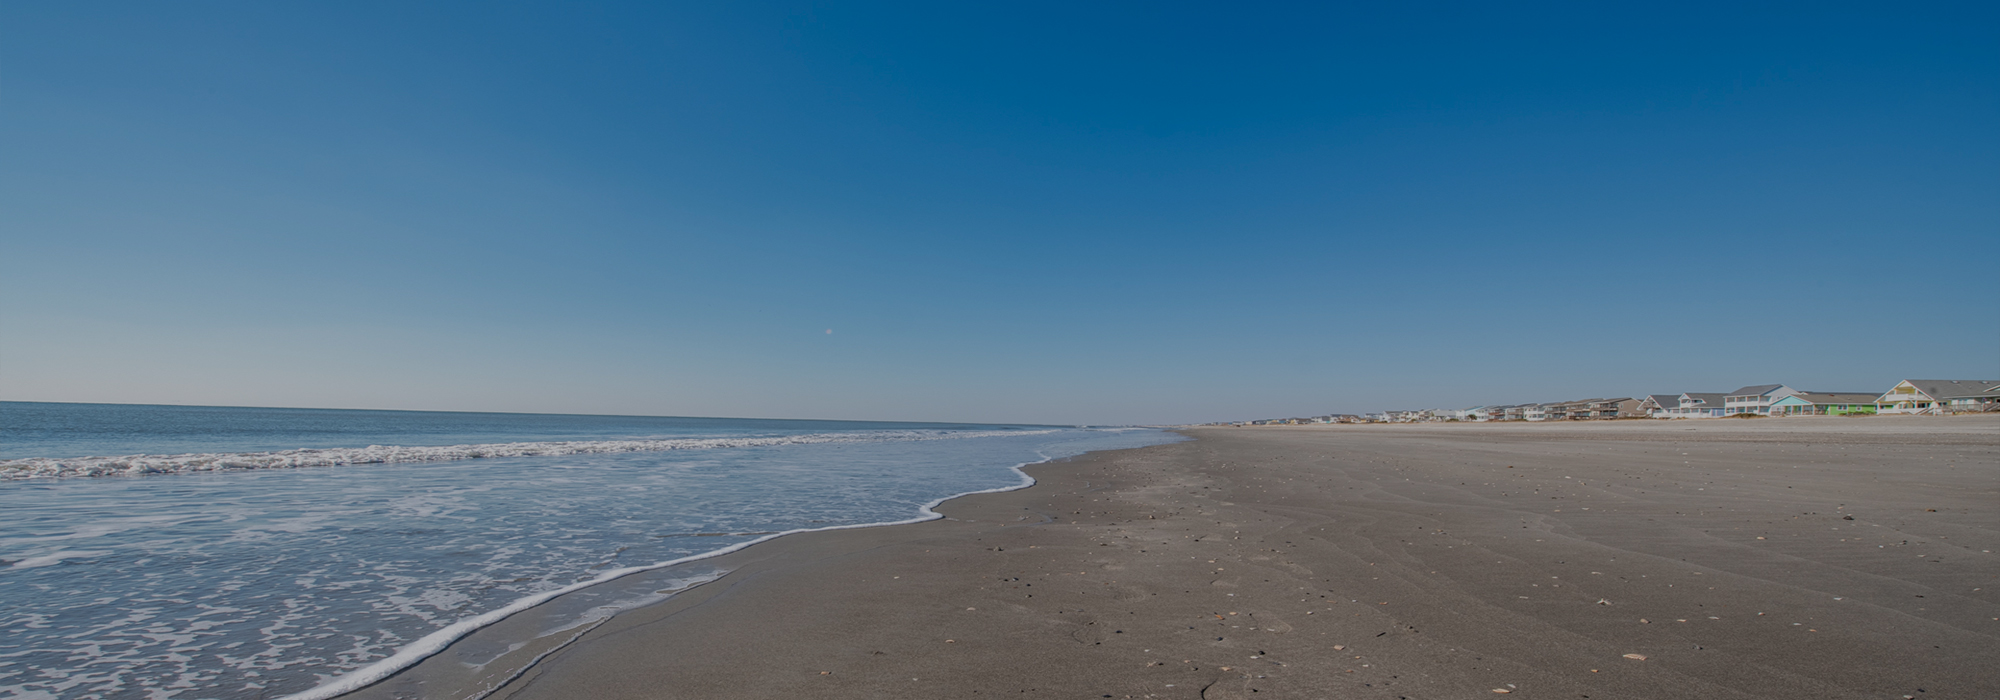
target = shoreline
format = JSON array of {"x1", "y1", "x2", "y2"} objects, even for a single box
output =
[
  {"x1": 316, "y1": 437, "x2": 1168, "y2": 700},
  {"x1": 343, "y1": 416, "x2": 1998, "y2": 699}
]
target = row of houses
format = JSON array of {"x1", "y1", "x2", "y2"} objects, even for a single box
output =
[
  {"x1": 1225, "y1": 379, "x2": 1999, "y2": 426},
  {"x1": 1641, "y1": 379, "x2": 2000, "y2": 418},
  {"x1": 1357, "y1": 398, "x2": 1642, "y2": 423}
]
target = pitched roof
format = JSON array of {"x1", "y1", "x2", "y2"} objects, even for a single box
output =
[
  {"x1": 1781, "y1": 392, "x2": 1881, "y2": 405},
  {"x1": 1890, "y1": 379, "x2": 2000, "y2": 400},
  {"x1": 1728, "y1": 384, "x2": 1785, "y2": 397},
  {"x1": 1678, "y1": 392, "x2": 1727, "y2": 406},
  {"x1": 1642, "y1": 394, "x2": 1681, "y2": 409}
]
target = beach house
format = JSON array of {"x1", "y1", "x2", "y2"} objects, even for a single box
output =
[
  {"x1": 1541, "y1": 398, "x2": 1629, "y2": 420},
  {"x1": 1724, "y1": 385, "x2": 1801, "y2": 415},
  {"x1": 1875, "y1": 379, "x2": 2000, "y2": 414},
  {"x1": 1422, "y1": 409, "x2": 1462, "y2": 422},
  {"x1": 1671, "y1": 393, "x2": 1728, "y2": 418},
  {"x1": 1769, "y1": 392, "x2": 1881, "y2": 416},
  {"x1": 1638, "y1": 395, "x2": 1680, "y2": 418},
  {"x1": 1583, "y1": 398, "x2": 1640, "y2": 419}
]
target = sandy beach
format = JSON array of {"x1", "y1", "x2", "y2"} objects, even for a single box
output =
[{"x1": 345, "y1": 416, "x2": 1998, "y2": 700}]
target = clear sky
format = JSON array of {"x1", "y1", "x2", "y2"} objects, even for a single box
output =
[{"x1": 3, "y1": 2, "x2": 1995, "y2": 425}]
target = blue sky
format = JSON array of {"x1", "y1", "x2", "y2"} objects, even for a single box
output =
[{"x1": 3, "y1": 2, "x2": 1995, "y2": 424}]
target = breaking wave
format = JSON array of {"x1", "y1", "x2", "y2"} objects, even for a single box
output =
[{"x1": 0, "y1": 429, "x2": 1056, "y2": 480}]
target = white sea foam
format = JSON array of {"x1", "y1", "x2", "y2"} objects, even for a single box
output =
[
  {"x1": 0, "y1": 429, "x2": 1054, "y2": 480},
  {"x1": 275, "y1": 450, "x2": 1051, "y2": 700},
  {"x1": 8, "y1": 550, "x2": 111, "y2": 569}
]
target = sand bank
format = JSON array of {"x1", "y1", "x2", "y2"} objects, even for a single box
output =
[{"x1": 341, "y1": 416, "x2": 1998, "y2": 699}]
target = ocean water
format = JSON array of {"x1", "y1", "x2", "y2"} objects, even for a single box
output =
[{"x1": 0, "y1": 402, "x2": 1179, "y2": 700}]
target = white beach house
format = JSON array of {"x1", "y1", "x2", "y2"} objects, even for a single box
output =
[
  {"x1": 1638, "y1": 394, "x2": 1680, "y2": 418},
  {"x1": 1875, "y1": 379, "x2": 2000, "y2": 414},
  {"x1": 1724, "y1": 384, "x2": 1801, "y2": 415}
]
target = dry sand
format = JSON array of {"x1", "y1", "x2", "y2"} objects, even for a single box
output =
[{"x1": 347, "y1": 416, "x2": 1998, "y2": 700}]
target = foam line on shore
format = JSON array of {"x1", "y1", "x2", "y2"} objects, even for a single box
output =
[
  {"x1": 0, "y1": 429, "x2": 1056, "y2": 480},
  {"x1": 279, "y1": 449, "x2": 1059, "y2": 700}
]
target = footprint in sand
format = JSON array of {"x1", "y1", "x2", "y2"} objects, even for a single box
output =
[
  {"x1": 1251, "y1": 616, "x2": 1292, "y2": 634},
  {"x1": 1068, "y1": 619, "x2": 1109, "y2": 644}
]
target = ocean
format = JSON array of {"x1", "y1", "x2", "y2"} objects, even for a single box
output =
[{"x1": 0, "y1": 402, "x2": 1180, "y2": 700}]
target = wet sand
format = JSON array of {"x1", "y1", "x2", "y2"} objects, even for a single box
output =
[{"x1": 347, "y1": 416, "x2": 1998, "y2": 700}]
